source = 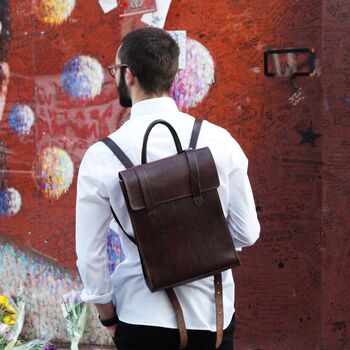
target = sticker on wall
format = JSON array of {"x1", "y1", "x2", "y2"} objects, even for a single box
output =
[
  {"x1": 107, "y1": 228, "x2": 125, "y2": 274},
  {"x1": 61, "y1": 55, "x2": 104, "y2": 101},
  {"x1": 0, "y1": 62, "x2": 10, "y2": 122},
  {"x1": 116, "y1": 0, "x2": 157, "y2": 17},
  {"x1": 9, "y1": 104, "x2": 35, "y2": 136},
  {"x1": 34, "y1": 146, "x2": 74, "y2": 200},
  {"x1": 33, "y1": 0, "x2": 76, "y2": 25},
  {"x1": 168, "y1": 31, "x2": 186, "y2": 70},
  {"x1": 170, "y1": 38, "x2": 215, "y2": 110},
  {"x1": 141, "y1": 0, "x2": 171, "y2": 28},
  {"x1": 98, "y1": 0, "x2": 118, "y2": 14}
]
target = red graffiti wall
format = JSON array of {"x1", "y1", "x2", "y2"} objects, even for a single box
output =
[{"x1": 0, "y1": 0, "x2": 349, "y2": 349}]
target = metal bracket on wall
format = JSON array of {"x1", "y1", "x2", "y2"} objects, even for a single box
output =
[{"x1": 264, "y1": 48, "x2": 316, "y2": 92}]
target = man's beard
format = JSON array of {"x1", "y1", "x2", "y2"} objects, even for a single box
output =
[{"x1": 117, "y1": 69, "x2": 132, "y2": 108}]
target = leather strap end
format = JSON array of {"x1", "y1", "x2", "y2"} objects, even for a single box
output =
[
  {"x1": 214, "y1": 274, "x2": 224, "y2": 349},
  {"x1": 179, "y1": 328, "x2": 188, "y2": 350},
  {"x1": 215, "y1": 332, "x2": 223, "y2": 349},
  {"x1": 165, "y1": 289, "x2": 188, "y2": 350}
]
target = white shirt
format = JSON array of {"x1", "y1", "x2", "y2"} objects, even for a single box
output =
[{"x1": 76, "y1": 97, "x2": 260, "y2": 331}]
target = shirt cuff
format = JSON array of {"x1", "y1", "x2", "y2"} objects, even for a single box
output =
[{"x1": 80, "y1": 288, "x2": 114, "y2": 304}]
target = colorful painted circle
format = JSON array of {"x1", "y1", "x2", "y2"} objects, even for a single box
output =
[
  {"x1": 61, "y1": 55, "x2": 104, "y2": 101},
  {"x1": 107, "y1": 228, "x2": 125, "y2": 275},
  {"x1": 0, "y1": 187, "x2": 21, "y2": 217},
  {"x1": 9, "y1": 105, "x2": 35, "y2": 135},
  {"x1": 35, "y1": 147, "x2": 74, "y2": 200},
  {"x1": 170, "y1": 38, "x2": 215, "y2": 110},
  {"x1": 33, "y1": 0, "x2": 76, "y2": 25}
]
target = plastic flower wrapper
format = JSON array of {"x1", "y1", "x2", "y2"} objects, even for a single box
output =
[
  {"x1": 0, "y1": 323, "x2": 15, "y2": 343},
  {"x1": 11, "y1": 338, "x2": 53, "y2": 350},
  {"x1": 42, "y1": 345, "x2": 57, "y2": 350},
  {"x1": 0, "y1": 323, "x2": 13, "y2": 349},
  {"x1": 61, "y1": 290, "x2": 89, "y2": 350}
]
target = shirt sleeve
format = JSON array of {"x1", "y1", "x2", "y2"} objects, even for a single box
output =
[
  {"x1": 227, "y1": 142, "x2": 260, "y2": 249},
  {"x1": 75, "y1": 145, "x2": 113, "y2": 304}
]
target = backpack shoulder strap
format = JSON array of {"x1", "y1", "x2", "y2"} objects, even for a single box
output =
[
  {"x1": 101, "y1": 137, "x2": 134, "y2": 169},
  {"x1": 109, "y1": 206, "x2": 136, "y2": 245},
  {"x1": 100, "y1": 137, "x2": 136, "y2": 245},
  {"x1": 189, "y1": 119, "x2": 203, "y2": 149}
]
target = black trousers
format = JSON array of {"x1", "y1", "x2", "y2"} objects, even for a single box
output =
[{"x1": 112, "y1": 314, "x2": 235, "y2": 350}]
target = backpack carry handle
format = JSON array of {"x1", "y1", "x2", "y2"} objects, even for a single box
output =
[{"x1": 142, "y1": 119, "x2": 183, "y2": 164}]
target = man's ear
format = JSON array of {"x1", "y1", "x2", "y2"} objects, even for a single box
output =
[{"x1": 125, "y1": 68, "x2": 136, "y2": 86}]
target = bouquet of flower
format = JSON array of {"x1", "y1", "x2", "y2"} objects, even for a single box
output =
[
  {"x1": 0, "y1": 295, "x2": 55, "y2": 350},
  {"x1": 61, "y1": 291, "x2": 89, "y2": 350},
  {"x1": 0, "y1": 295, "x2": 24, "y2": 350}
]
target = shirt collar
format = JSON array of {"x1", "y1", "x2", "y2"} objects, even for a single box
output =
[{"x1": 130, "y1": 97, "x2": 179, "y2": 119}]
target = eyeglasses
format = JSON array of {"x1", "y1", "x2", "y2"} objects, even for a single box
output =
[{"x1": 107, "y1": 63, "x2": 128, "y2": 78}]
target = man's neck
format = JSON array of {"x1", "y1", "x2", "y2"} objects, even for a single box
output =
[{"x1": 131, "y1": 90, "x2": 169, "y2": 105}]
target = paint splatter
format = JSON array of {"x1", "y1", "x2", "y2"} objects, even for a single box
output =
[
  {"x1": 0, "y1": 187, "x2": 21, "y2": 216},
  {"x1": 289, "y1": 87, "x2": 305, "y2": 106},
  {"x1": 61, "y1": 56, "x2": 104, "y2": 101},
  {"x1": 107, "y1": 228, "x2": 125, "y2": 274},
  {"x1": 34, "y1": 147, "x2": 74, "y2": 200},
  {"x1": 33, "y1": 0, "x2": 76, "y2": 25},
  {"x1": 170, "y1": 38, "x2": 215, "y2": 110},
  {"x1": 0, "y1": 62, "x2": 10, "y2": 122},
  {"x1": 9, "y1": 105, "x2": 35, "y2": 135}
]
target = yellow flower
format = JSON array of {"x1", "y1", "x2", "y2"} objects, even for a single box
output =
[
  {"x1": 2, "y1": 314, "x2": 16, "y2": 325},
  {"x1": 0, "y1": 296, "x2": 10, "y2": 308},
  {"x1": 0, "y1": 296, "x2": 17, "y2": 325},
  {"x1": 6, "y1": 304, "x2": 15, "y2": 314}
]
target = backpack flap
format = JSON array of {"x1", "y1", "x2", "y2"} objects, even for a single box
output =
[{"x1": 119, "y1": 147, "x2": 219, "y2": 212}]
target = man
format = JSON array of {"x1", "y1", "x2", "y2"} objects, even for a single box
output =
[{"x1": 76, "y1": 27, "x2": 260, "y2": 350}]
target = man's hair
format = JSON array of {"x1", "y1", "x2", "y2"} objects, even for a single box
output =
[{"x1": 119, "y1": 28, "x2": 179, "y2": 94}]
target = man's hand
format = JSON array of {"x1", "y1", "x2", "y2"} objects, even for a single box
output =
[
  {"x1": 106, "y1": 324, "x2": 117, "y2": 339},
  {"x1": 95, "y1": 301, "x2": 118, "y2": 338}
]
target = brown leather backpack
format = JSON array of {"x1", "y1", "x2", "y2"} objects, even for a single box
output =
[{"x1": 102, "y1": 119, "x2": 240, "y2": 349}]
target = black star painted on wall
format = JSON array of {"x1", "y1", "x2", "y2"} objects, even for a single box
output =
[{"x1": 298, "y1": 122, "x2": 322, "y2": 147}]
